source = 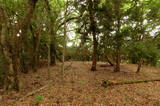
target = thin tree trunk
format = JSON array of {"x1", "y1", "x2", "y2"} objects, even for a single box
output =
[
  {"x1": 61, "y1": 0, "x2": 68, "y2": 83},
  {"x1": 12, "y1": 54, "x2": 19, "y2": 91},
  {"x1": 30, "y1": 25, "x2": 40, "y2": 72},
  {"x1": 44, "y1": 0, "x2": 58, "y2": 80},
  {"x1": 91, "y1": 33, "x2": 97, "y2": 71},
  {"x1": 106, "y1": 56, "x2": 114, "y2": 66},
  {"x1": 44, "y1": 0, "x2": 56, "y2": 66},
  {"x1": 113, "y1": 0, "x2": 121, "y2": 72},
  {"x1": 89, "y1": 0, "x2": 98, "y2": 71},
  {"x1": 114, "y1": 18, "x2": 121, "y2": 72},
  {"x1": 136, "y1": 59, "x2": 143, "y2": 73},
  {"x1": 11, "y1": 26, "x2": 20, "y2": 90},
  {"x1": 114, "y1": 48, "x2": 120, "y2": 72},
  {"x1": 47, "y1": 34, "x2": 51, "y2": 80},
  {"x1": 50, "y1": 42, "x2": 56, "y2": 65}
]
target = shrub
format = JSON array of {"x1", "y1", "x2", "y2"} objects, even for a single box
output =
[{"x1": 127, "y1": 42, "x2": 160, "y2": 66}]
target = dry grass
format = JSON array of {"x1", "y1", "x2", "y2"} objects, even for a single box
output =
[{"x1": 1, "y1": 61, "x2": 160, "y2": 106}]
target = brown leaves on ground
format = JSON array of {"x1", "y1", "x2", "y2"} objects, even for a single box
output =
[{"x1": 1, "y1": 61, "x2": 160, "y2": 106}]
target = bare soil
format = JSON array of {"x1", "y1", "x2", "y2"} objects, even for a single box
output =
[{"x1": 1, "y1": 61, "x2": 160, "y2": 106}]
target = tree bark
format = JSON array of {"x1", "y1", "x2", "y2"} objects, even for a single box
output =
[
  {"x1": 18, "y1": 0, "x2": 38, "y2": 32},
  {"x1": 0, "y1": 7, "x2": 20, "y2": 91},
  {"x1": 114, "y1": 48, "x2": 120, "y2": 72},
  {"x1": 50, "y1": 43, "x2": 56, "y2": 65},
  {"x1": 61, "y1": 0, "x2": 68, "y2": 83},
  {"x1": 30, "y1": 25, "x2": 40, "y2": 72},
  {"x1": 136, "y1": 59, "x2": 143, "y2": 73},
  {"x1": 0, "y1": 0, "x2": 38, "y2": 91},
  {"x1": 106, "y1": 56, "x2": 114, "y2": 66},
  {"x1": 44, "y1": 0, "x2": 56, "y2": 66},
  {"x1": 18, "y1": 0, "x2": 39, "y2": 74},
  {"x1": 12, "y1": 53, "x2": 19, "y2": 91},
  {"x1": 91, "y1": 33, "x2": 98, "y2": 71},
  {"x1": 89, "y1": 0, "x2": 98, "y2": 71},
  {"x1": 114, "y1": 1, "x2": 121, "y2": 72}
]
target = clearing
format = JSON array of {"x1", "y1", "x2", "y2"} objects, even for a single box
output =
[{"x1": 1, "y1": 61, "x2": 160, "y2": 106}]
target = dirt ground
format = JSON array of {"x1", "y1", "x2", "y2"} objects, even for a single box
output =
[{"x1": 1, "y1": 61, "x2": 160, "y2": 106}]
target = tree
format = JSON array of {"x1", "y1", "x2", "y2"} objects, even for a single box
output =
[{"x1": 74, "y1": 0, "x2": 99, "y2": 71}]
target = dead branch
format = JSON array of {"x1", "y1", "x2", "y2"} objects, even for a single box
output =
[
  {"x1": 15, "y1": 81, "x2": 53, "y2": 102},
  {"x1": 102, "y1": 79, "x2": 160, "y2": 88}
]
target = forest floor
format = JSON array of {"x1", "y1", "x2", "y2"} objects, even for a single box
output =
[{"x1": 1, "y1": 61, "x2": 160, "y2": 106}]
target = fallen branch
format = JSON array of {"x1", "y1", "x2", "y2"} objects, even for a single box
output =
[
  {"x1": 16, "y1": 81, "x2": 53, "y2": 102},
  {"x1": 19, "y1": 85, "x2": 48, "y2": 101},
  {"x1": 101, "y1": 79, "x2": 160, "y2": 88}
]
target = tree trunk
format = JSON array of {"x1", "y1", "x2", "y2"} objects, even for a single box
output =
[
  {"x1": 113, "y1": 0, "x2": 122, "y2": 72},
  {"x1": 89, "y1": 0, "x2": 98, "y2": 71},
  {"x1": 106, "y1": 56, "x2": 114, "y2": 66},
  {"x1": 0, "y1": 8, "x2": 19, "y2": 91},
  {"x1": 0, "y1": 0, "x2": 38, "y2": 91},
  {"x1": 50, "y1": 43, "x2": 56, "y2": 65},
  {"x1": 44, "y1": 0, "x2": 56, "y2": 66},
  {"x1": 61, "y1": 0, "x2": 68, "y2": 83},
  {"x1": 91, "y1": 33, "x2": 97, "y2": 71},
  {"x1": 19, "y1": 0, "x2": 39, "y2": 73},
  {"x1": 136, "y1": 59, "x2": 143, "y2": 73},
  {"x1": 114, "y1": 48, "x2": 120, "y2": 72},
  {"x1": 30, "y1": 25, "x2": 40, "y2": 72},
  {"x1": 1, "y1": 29, "x2": 19, "y2": 91},
  {"x1": 12, "y1": 53, "x2": 19, "y2": 91},
  {"x1": 47, "y1": 36, "x2": 51, "y2": 80}
]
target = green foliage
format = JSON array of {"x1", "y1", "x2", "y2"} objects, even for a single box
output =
[
  {"x1": 66, "y1": 44, "x2": 92, "y2": 61},
  {"x1": 34, "y1": 95, "x2": 44, "y2": 105},
  {"x1": 128, "y1": 42, "x2": 147, "y2": 63},
  {"x1": 0, "y1": 0, "x2": 160, "y2": 93},
  {"x1": 39, "y1": 35, "x2": 49, "y2": 59},
  {"x1": 127, "y1": 42, "x2": 160, "y2": 66},
  {"x1": 147, "y1": 0, "x2": 160, "y2": 21},
  {"x1": 145, "y1": 44, "x2": 160, "y2": 66},
  {"x1": 20, "y1": 51, "x2": 30, "y2": 73}
]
